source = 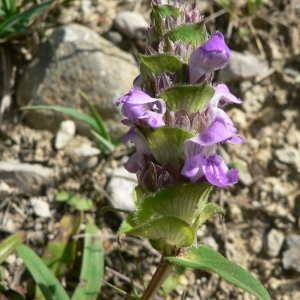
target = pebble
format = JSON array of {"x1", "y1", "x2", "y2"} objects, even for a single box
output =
[
  {"x1": 227, "y1": 108, "x2": 247, "y2": 129},
  {"x1": 249, "y1": 232, "x2": 263, "y2": 254},
  {"x1": 55, "y1": 120, "x2": 76, "y2": 150},
  {"x1": 282, "y1": 235, "x2": 300, "y2": 273},
  {"x1": 238, "y1": 170, "x2": 253, "y2": 186},
  {"x1": 73, "y1": 143, "x2": 101, "y2": 169},
  {"x1": 275, "y1": 146, "x2": 300, "y2": 165},
  {"x1": 30, "y1": 197, "x2": 51, "y2": 218},
  {"x1": 113, "y1": 11, "x2": 148, "y2": 39},
  {"x1": 264, "y1": 229, "x2": 284, "y2": 257},
  {"x1": 200, "y1": 236, "x2": 219, "y2": 251},
  {"x1": 74, "y1": 143, "x2": 101, "y2": 157},
  {"x1": 227, "y1": 203, "x2": 243, "y2": 223},
  {"x1": 218, "y1": 51, "x2": 269, "y2": 82},
  {"x1": 106, "y1": 167, "x2": 136, "y2": 213},
  {"x1": 0, "y1": 161, "x2": 54, "y2": 192},
  {"x1": 0, "y1": 181, "x2": 11, "y2": 200}
]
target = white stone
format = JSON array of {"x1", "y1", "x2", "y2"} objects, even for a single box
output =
[
  {"x1": 264, "y1": 229, "x2": 284, "y2": 257},
  {"x1": 74, "y1": 144, "x2": 101, "y2": 157},
  {"x1": 282, "y1": 235, "x2": 300, "y2": 272},
  {"x1": 106, "y1": 167, "x2": 136, "y2": 212},
  {"x1": 275, "y1": 146, "x2": 300, "y2": 165},
  {"x1": 113, "y1": 11, "x2": 148, "y2": 39},
  {"x1": 0, "y1": 161, "x2": 54, "y2": 192},
  {"x1": 30, "y1": 197, "x2": 51, "y2": 218},
  {"x1": 55, "y1": 120, "x2": 76, "y2": 150},
  {"x1": 218, "y1": 51, "x2": 269, "y2": 82}
]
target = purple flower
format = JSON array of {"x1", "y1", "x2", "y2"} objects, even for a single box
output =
[
  {"x1": 189, "y1": 32, "x2": 230, "y2": 83},
  {"x1": 200, "y1": 154, "x2": 239, "y2": 187},
  {"x1": 181, "y1": 142, "x2": 239, "y2": 187},
  {"x1": 114, "y1": 88, "x2": 166, "y2": 128},
  {"x1": 181, "y1": 117, "x2": 242, "y2": 186},
  {"x1": 204, "y1": 84, "x2": 244, "y2": 144},
  {"x1": 122, "y1": 128, "x2": 151, "y2": 173}
]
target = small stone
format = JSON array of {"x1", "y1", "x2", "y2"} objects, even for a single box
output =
[
  {"x1": 74, "y1": 144, "x2": 101, "y2": 170},
  {"x1": 275, "y1": 146, "x2": 300, "y2": 165},
  {"x1": 106, "y1": 167, "x2": 136, "y2": 213},
  {"x1": 238, "y1": 170, "x2": 253, "y2": 186},
  {"x1": 249, "y1": 138, "x2": 260, "y2": 150},
  {"x1": 30, "y1": 197, "x2": 51, "y2": 218},
  {"x1": 0, "y1": 181, "x2": 11, "y2": 200},
  {"x1": 55, "y1": 120, "x2": 76, "y2": 150},
  {"x1": 5, "y1": 254, "x2": 16, "y2": 265},
  {"x1": 218, "y1": 51, "x2": 269, "y2": 82},
  {"x1": 106, "y1": 31, "x2": 123, "y2": 45},
  {"x1": 282, "y1": 235, "x2": 300, "y2": 272},
  {"x1": 249, "y1": 233, "x2": 263, "y2": 254},
  {"x1": 0, "y1": 161, "x2": 54, "y2": 192},
  {"x1": 227, "y1": 108, "x2": 247, "y2": 129},
  {"x1": 227, "y1": 203, "x2": 243, "y2": 223},
  {"x1": 264, "y1": 229, "x2": 284, "y2": 257},
  {"x1": 4, "y1": 219, "x2": 16, "y2": 232},
  {"x1": 74, "y1": 144, "x2": 101, "y2": 157},
  {"x1": 200, "y1": 236, "x2": 219, "y2": 251},
  {"x1": 113, "y1": 11, "x2": 148, "y2": 39}
]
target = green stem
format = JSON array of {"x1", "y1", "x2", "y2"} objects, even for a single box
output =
[{"x1": 140, "y1": 256, "x2": 175, "y2": 300}]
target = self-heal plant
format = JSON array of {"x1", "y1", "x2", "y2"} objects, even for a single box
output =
[{"x1": 114, "y1": 1, "x2": 270, "y2": 299}]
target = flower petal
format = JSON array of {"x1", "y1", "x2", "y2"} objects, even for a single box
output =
[
  {"x1": 193, "y1": 117, "x2": 237, "y2": 146},
  {"x1": 200, "y1": 154, "x2": 239, "y2": 187},
  {"x1": 189, "y1": 32, "x2": 230, "y2": 83}
]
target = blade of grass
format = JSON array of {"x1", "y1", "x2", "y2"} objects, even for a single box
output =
[
  {"x1": 15, "y1": 243, "x2": 70, "y2": 300},
  {"x1": 91, "y1": 130, "x2": 115, "y2": 155},
  {"x1": 21, "y1": 105, "x2": 102, "y2": 133},
  {"x1": 0, "y1": 231, "x2": 26, "y2": 264},
  {"x1": 72, "y1": 223, "x2": 104, "y2": 300},
  {"x1": 79, "y1": 90, "x2": 111, "y2": 141},
  {"x1": 0, "y1": 0, "x2": 53, "y2": 38}
]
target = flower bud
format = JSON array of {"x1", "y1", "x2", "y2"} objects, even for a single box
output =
[{"x1": 189, "y1": 32, "x2": 230, "y2": 83}]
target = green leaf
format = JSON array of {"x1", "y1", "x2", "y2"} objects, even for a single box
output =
[
  {"x1": 42, "y1": 214, "x2": 82, "y2": 277},
  {"x1": 72, "y1": 223, "x2": 104, "y2": 300},
  {"x1": 79, "y1": 90, "x2": 111, "y2": 142},
  {"x1": 91, "y1": 130, "x2": 115, "y2": 155},
  {"x1": 164, "y1": 22, "x2": 207, "y2": 50},
  {"x1": 55, "y1": 192, "x2": 94, "y2": 211},
  {"x1": 137, "y1": 183, "x2": 213, "y2": 225},
  {"x1": 67, "y1": 195, "x2": 94, "y2": 211},
  {"x1": 132, "y1": 184, "x2": 147, "y2": 207},
  {"x1": 150, "y1": 4, "x2": 181, "y2": 35},
  {"x1": 118, "y1": 212, "x2": 138, "y2": 237},
  {"x1": 0, "y1": 231, "x2": 26, "y2": 264},
  {"x1": 140, "y1": 53, "x2": 184, "y2": 83},
  {"x1": 166, "y1": 245, "x2": 270, "y2": 300},
  {"x1": 21, "y1": 105, "x2": 102, "y2": 133},
  {"x1": 197, "y1": 203, "x2": 225, "y2": 227},
  {"x1": 101, "y1": 206, "x2": 131, "y2": 215},
  {"x1": 55, "y1": 191, "x2": 70, "y2": 202},
  {"x1": 160, "y1": 82, "x2": 215, "y2": 113},
  {"x1": 0, "y1": 0, "x2": 54, "y2": 39},
  {"x1": 137, "y1": 126, "x2": 194, "y2": 168},
  {"x1": 123, "y1": 216, "x2": 195, "y2": 248},
  {"x1": 15, "y1": 243, "x2": 70, "y2": 300}
]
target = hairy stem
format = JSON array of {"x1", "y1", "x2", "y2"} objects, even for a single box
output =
[{"x1": 140, "y1": 256, "x2": 175, "y2": 300}]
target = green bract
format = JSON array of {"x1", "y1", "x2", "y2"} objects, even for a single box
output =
[
  {"x1": 140, "y1": 53, "x2": 184, "y2": 83},
  {"x1": 137, "y1": 126, "x2": 193, "y2": 168},
  {"x1": 164, "y1": 22, "x2": 207, "y2": 50},
  {"x1": 118, "y1": 183, "x2": 225, "y2": 252},
  {"x1": 160, "y1": 82, "x2": 215, "y2": 113}
]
